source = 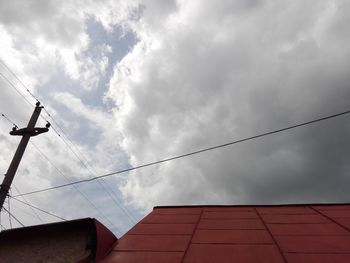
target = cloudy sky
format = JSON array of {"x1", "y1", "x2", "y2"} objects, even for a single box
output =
[{"x1": 0, "y1": 0, "x2": 350, "y2": 235}]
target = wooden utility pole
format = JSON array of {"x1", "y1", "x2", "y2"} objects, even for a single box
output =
[{"x1": 0, "y1": 102, "x2": 50, "y2": 211}]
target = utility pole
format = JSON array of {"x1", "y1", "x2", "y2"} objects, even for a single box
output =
[{"x1": 0, "y1": 102, "x2": 50, "y2": 211}]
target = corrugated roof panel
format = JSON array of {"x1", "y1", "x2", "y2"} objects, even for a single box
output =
[
  {"x1": 261, "y1": 213, "x2": 330, "y2": 223},
  {"x1": 198, "y1": 219, "x2": 265, "y2": 230},
  {"x1": 127, "y1": 223, "x2": 195, "y2": 235},
  {"x1": 183, "y1": 244, "x2": 285, "y2": 263},
  {"x1": 285, "y1": 253, "x2": 350, "y2": 263},
  {"x1": 152, "y1": 208, "x2": 202, "y2": 215},
  {"x1": 276, "y1": 235, "x2": 350, "y2": 253},
  {"x1": 202, "y1": 211, "x2": 258, "y2": 219},
  {"x1": 256, "y1": 207, "x2": 315, "y2": 214},
  {"x1": 100, "y1": 251, "x2": 183, "y2": 263},
  {"x1": 312, "y1": 205, "x2": 350, "y2": 211},
  {"x1": 141, "y1": 214, "x2": 200, "y2": 224},
  {"x1": 333, "y1": 218, "x2": 350, "y2": 229},
  {"x1": 114, "y1": 235, "x2": 191, "y2": 251},
  {"x1": 203, "y1": 207, "x2": 254, "y2": 212},
  {"x1": 319, "y1": 210, "x2": 350, "y2": 218},
  {"x1": 267, "y1": 223, "x2": 349, "y2": 236},
  {"x1": 192, "y1": 229, "x2": 273, "y2": 244}
]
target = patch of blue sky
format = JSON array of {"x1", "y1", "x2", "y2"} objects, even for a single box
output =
[
  {"x1": 38, "y1": 17, "x2": 137, "y2": 144},
  {"x1": 39, "y1": 68, "x2": 80, "y2": 102},
  {"x1": 40, "y1": 17, "x2": 136, "y2": 111},
  {"x1": 81, "y1": 16, "x2": 137, "y2": 110}
]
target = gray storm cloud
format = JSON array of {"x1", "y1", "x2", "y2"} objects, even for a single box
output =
[{"x1": 108, "y1": 0, "x2": 350, "y2": 209}]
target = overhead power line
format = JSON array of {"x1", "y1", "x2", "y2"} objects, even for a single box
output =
[
  {"x1": 1, "y1": 60, "x2": 137, "y2": 224},
  {"x1": 0, "y1": 68, "x2": 122, "y2": 230},
  {"x1": 28, "y1": 141, "x2": 121, "y2": 230},
  {"x1": 0, "y1": 210, "x2": 3, "y2": 230},
  {"x1": 15, "y1": 108, "x2": 350, "y2": 197},
  {"x1": 0, "y1": 72, "x2": 34, "y2": 108},
  {"x1": 13, "y1": 185, "x2": 44, "y2": 223},
  {"x1": 1, "y1": 60, "x2": 136, "y2": 225},
  {"x1": 0, "y1": 60, "x2": 61, "y2": 138},
  {"x1": 3, "y1": 207, "x2": 24, "y2": 227},
  {"x1": 0, "y1": 60, "x2": 40, "y2": 102},
  {"x1": 50, "y1": 137, "x2": 137, "y2": 224},
  {"x1": 7, "y1": 196, "x2": 12, "y2": 228},
  {"x1": 1, "y1": 113, "x2": 18, "y2": 128},
  {"x1": 10, "y1": 196, "x2": 66, "y2": 221}
]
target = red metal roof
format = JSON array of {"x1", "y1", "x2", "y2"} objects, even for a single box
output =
[{"x1": 100, "y1": 204, "x2": 350, "y2": 263}]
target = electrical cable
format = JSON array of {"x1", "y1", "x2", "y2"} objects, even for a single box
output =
[
  {"x1": 0, "y1": 60, "x2": 40, "y2": 102},
  {"x1": 0, "y1": 59, "x2": 64, "y2": 137},
  {"x1": 0, "y1": 72, "x2": 34, "y2": 108},
  {"x1": 0, "y1": 60, "x2": 136, "y2": 224},
  {"x1": 38, "y1": 108, "x2": 137, "y2": 223},
  {"x1": 7, "y1": 194, "x2": 12, "y2": 228},
  {"x1": 0, "y1": 112, "x2": 120, "y2": 230},
  {"x1": 1, "y1": 113, "x2": 18, "y2": 128},
  {"x1": 2, "y1": 207, "x2": 24, "y2": 227},
  {"x1": 10, "y1": 196, "x2": 66, "y2": 221},
  {"x1": 0, "y1": 62, "x2": 60, "y2": 136},
  {"x1": 41, "y1": 108, "x2": 62, "y2": 136},
  {"x1": 98, "y1": 179, "x2": 137, "y2": 223},
  {"x1": 71, "y1": 142, "x2": 137, "y2": 222},
  {"x1": 0, "y1": 209, "x2": 2, "y2": 230},
  {"x1": 13, "y1": 185, "x2": 44, "y2": 223},
  {"x1": 39, "y1": 127, "x2": 136, "y2": 223},
  {"x1": 28, "y1": 141, "x2": 121, "y2": 230},
  {"x1": 53, "y1": 139, "x2": 137, "y2": 223},
  {"x1": 9, "y1": 202, "x2": 45, "y2": 221},
  {"x1": 15, "y1": 108, "x2": 350, "y2": 197}
]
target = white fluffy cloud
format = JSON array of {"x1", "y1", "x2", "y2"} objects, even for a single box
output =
[
  {"x1": 0, "y1": 0, "x2": 140, "y2": 90},
  {"x1": 0, "y1": 0, "x2": 140, "y2": 234}
]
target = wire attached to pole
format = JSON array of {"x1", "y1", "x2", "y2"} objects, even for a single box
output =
[
  {"x1": 14, "y1": 108, "x2": 350, "y2": 197},
  {"x1": 7, "y1": 194, "x2": 12, "y2": 228},
  {"x1": 13, "y1": 185, "x2": 44, "y2": 223},
  {"x1": 3, "y1": 207, "x2": 24, "y2": 227},
  {"x1": 1, "y1": 113, "x2": 18, "y2": 129},
  {"x1": 10, "y1": 196, "x2": 66, "y2": 221}
]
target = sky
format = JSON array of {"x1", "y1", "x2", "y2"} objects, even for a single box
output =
[{"x1": 0, "y1": 0, "x2": 350, "y2": 236}]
